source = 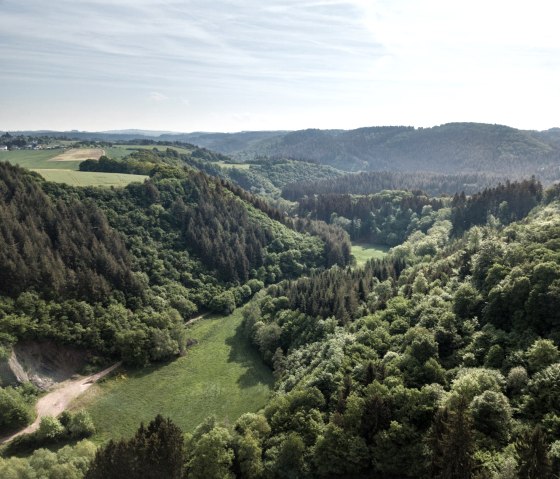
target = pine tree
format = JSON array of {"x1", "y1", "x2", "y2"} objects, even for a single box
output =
[{"x1": 516, "y1": 425, "x2": 551, "y2": 479}]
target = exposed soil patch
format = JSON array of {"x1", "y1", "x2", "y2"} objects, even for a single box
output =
[
  {"x1": 0, "y1": 341, "x2": 89, "y2": 390},
  {"x1": 0, "y1": 362, "x2": 121, "y2": 444},
  {"x1": 49, "y1": 148, "x2": 105, "y2": 162}
]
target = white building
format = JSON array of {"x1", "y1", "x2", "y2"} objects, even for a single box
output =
[{"x1": 0, "y1": 145, "x2": 8, "y2": 151}]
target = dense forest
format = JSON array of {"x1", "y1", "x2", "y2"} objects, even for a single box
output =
[
  {"x1": 6, "y1": 183, "x2": 560, "y2": 477},
  {"x1": 282, "y1": 171, "x2": 508, "y2": 200},
  {"x1": 0, "y1": 160, "x2": 350, "y2": 381},
  {"x1": 295, "y1": 190, "x2": 446, "y2": 246}
]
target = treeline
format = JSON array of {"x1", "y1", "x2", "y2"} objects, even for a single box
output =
[
  {"x1": 296, "y1": 190, "x2": 445, "y2": 246},
  {"x1": 451, "y1": 178, "x2": 543, "y2": 234},
  {"x1": 282, "y1": 170, "x2": 506, "y2": 200}
]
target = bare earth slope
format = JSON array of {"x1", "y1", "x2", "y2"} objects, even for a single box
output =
[{"x1": 0, "y1": 362, "x2": 121, "y2": 444}]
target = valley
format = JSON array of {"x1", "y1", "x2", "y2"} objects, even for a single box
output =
[
  {"x1": 72, "y1": 310, "x2": 273, "y2": 443},
  {"x1": 0, "y1": 130, "x2": 559, "y2": 478}
]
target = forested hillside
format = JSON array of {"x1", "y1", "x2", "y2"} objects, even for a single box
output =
[
  {"x1": 29, "y1": 181, "x2": 560, "y2": 479},
  {"x1": 0, "y1": 161, "x2": 350, "y2": 377},
  {"x1": 185, "y1": 123, "x2": 560, "y2": 181},
  {"x1": 231, "y1": 191, "x2": 560, "y2": 478}
]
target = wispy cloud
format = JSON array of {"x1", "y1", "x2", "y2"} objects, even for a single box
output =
[
  {"x1": 149, "y1": 92, "x2": 168, "y2": 102},
  {"x1": 1, "y1": 0, "x2": 559, "y2": 131}
]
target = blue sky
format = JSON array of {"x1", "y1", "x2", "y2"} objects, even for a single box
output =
[{"x1": 1, "y1": 0, "x2": 560, "y2": 132}]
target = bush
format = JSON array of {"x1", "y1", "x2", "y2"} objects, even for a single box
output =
[
  {"x1": 68, "y1": 410, "x2": 96, "y2": 438},
  {"x1": 0, "y1": 387, "x2": 33, "y2": 434},
  {"x1": 38, "y1": 416, "x2": 65, "y2": 440}
]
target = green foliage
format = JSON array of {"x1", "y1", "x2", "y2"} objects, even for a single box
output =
[
  {"x1": 0, "y1": 440, "x2": 96, "y2": 479},
  {"x1": 0, "y1": 386, "x2": 33, "y2": 434},
  {"x1": 516, "y1": 426, "x2": 552, "y2": 479},
  {"x1": 85, "y1": 415, "x2": 186, "y2": 479},
  {"x1": 469, "y1": 390, "x2": 512, "y2": 444},
  {"x1": 526, "y1": 339, "x2": 560, "y2": 373},
  {"x1": 186, "y1": 422, "x2": 234, "y2": 479},
  {"x1": 37, "y1": 416, "x2": 65, "y2": 440}
]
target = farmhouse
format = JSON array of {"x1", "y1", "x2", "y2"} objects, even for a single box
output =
[{"x1": 0, "y1": 145, "x2": 7, "y2": 151}]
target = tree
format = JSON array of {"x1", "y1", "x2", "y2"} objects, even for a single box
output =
[
  {"x1": 526, "y1": 339, "x2": 560, "y2": 373},
  {"x1": 313, "y1": 423, "x2": 369, "y2": 477},
  {"x1": 434, "y1": 398, "x2": 474, "y2": 479},
  {"x1": 38, "y1": 416, "x2": 65, "y2": 440},
  {"x1": 469, "y1": 390, "x2": 512, "y2": 444},
  {"x1": 0, "y1": 387, "x2": 33, "y2": 434},
  {"x1": 67, "y1": 410, "x2": 96, "y2": 438},
  {"x1": 187, "y1": 426, "x2": 234, "y2": 479},
  {"x1": 85, "y1": 415, "x2": 185, "y2": 479},
  {"x1": 516, "y1": 426, "x2": 551, "y2": 479}
]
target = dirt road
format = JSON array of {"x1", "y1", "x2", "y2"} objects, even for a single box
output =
[{"x1": 0, "y1": 362, "x2": 121, "y2": 444}]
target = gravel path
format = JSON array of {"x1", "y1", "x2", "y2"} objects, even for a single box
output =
[{"x1": 0, "y1": 362, "x2": 121, "y2": 444}]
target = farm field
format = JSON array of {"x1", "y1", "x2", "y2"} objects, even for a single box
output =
[
  {"x1": 33, "y1": 169, "x2": 148, "y2": 187},
  {"x1": 49, "y1": 148, "x2": 104, "y2": 162},
  {"x1": 72, "y1": 310, "x2": 273, "y2": 443},
  {"x1": 351, "y1": 242, "x2": 390, "y2": 266},
  {"x1": 0, "y1": 149, "x2": 73, "y2": 169}
]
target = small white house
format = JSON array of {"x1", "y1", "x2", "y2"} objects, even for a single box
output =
[{"x1": 0, "y1": 145, "x2": 8, "y2": 151}]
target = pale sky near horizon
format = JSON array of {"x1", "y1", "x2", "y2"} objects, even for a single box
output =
[{"x1": 1, "y1": 0, "x2": 560, "y2": 133}]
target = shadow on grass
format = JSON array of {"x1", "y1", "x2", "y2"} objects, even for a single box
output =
[{"x1": 226, "y1": 322, "x2": 273, "y2": 390}]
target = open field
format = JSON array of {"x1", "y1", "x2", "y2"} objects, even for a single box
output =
[
  {"x1": 72, "y1": 310, "x2": 273, "y2": 443},
  {"x1": 352, "y1": 242, "x2": 390, "y2": 266},
  {"x1": 0, "y1": 149, "x2": 75, "y2": 169},
  {"x1": 49, "y1": 148, "x2": 105, "y2": 162},
  {"x1": 216, "y1": 160, "x2": 252, "y2": 170},
  {"x1": 33, "y1": 169, "x2": 148, "y2": 187}
]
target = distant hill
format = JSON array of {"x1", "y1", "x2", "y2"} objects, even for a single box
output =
[
  {"x1": 213, "y1": 123, "x2": 560, "y2": 179},
  {"x1": 8, "y1": 123, "x2": 560, "y2": 180}
]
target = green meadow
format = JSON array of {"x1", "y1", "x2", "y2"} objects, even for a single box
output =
[
  {"x1": 33, "y1": 170, "x2": 148, "y2": 187},
  {"x1": 73, "y1": 310, "x2": 273, "y2": 443},
  {"x1": 351, "y1": 242, "x2": 390, "y2": 267},
  {"x1": 0, "y1": 149, "x2": 75, "y2": 170}
]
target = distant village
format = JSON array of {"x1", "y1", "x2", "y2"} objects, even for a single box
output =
[{"x1": 0, "y1": 133, "x2": 65, "y2": 151}]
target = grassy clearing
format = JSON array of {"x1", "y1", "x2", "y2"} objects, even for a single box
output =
[
  {"x1": 352, "y1": 242, "x2": 390, "y2": 267},
  {"x1": 72, "y1": 310, "x2": 273, "y2": 443},
  {"x1": 33, "y1": 170, "x2": 148, "y2": 187},
  {"x1": 0, "y1": 149, "x2": 75, "y2": 170},
  {"x1": 217, "y1": 161, "x2": 252, "y2": 170}
]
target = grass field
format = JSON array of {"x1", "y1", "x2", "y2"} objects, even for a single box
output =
[
  {"x1": 352, "y1": 242, "x2": 390, "y2": 267},
  {"x1": 72, "y1": 310, "x2": 273, "y2": 443},
  {"x1": 0, "y1": 149, "x2": 76, "y2": 169},
  {"x1": 33, "y1": 170, "x2": 148, "y2": 187}
]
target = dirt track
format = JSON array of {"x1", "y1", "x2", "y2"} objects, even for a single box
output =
[{"x1": 0, "y1": 362, "x2": 121, "y2": 444}]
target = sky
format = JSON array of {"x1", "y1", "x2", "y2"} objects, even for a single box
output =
[{"x1": 1, "y1": 0, "x2": 560, "y2": 132}]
